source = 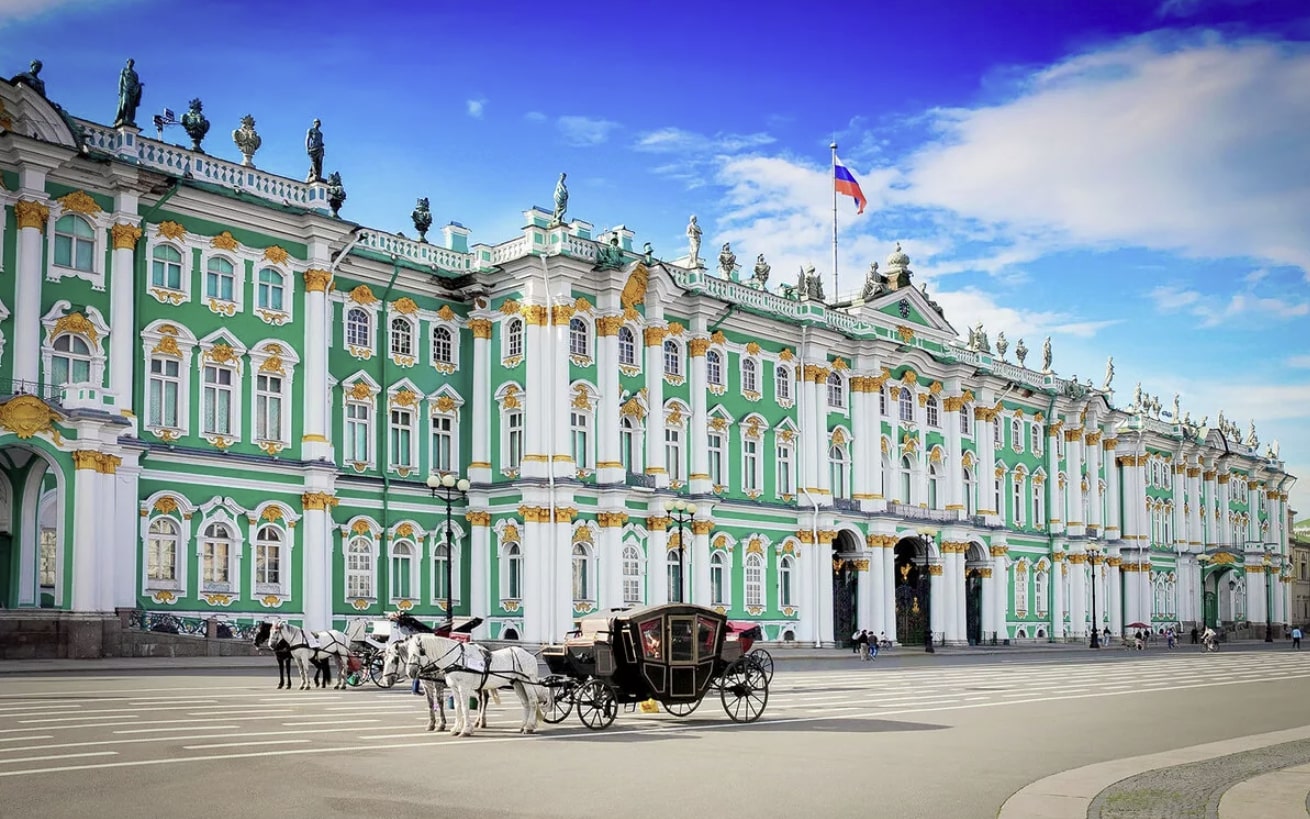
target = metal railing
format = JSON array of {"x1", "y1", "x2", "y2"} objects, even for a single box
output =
[
  {"x1": 886, "y1": 502, "x2": 960, "y2": 522},
  {"x1": 125, "y1": 609, "x2": 259, "y2": 640},
  {"x1": 0, "y1": 379, "x2": 64, "y2": 404}
]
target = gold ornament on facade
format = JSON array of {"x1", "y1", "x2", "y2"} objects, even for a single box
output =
[
  {"x1": 917, "y1": 392, "x2": 929, "y2": 407},
  {"x1": 777, "y1": 348, "x2": 795, "y2": 362},
  {"x1": 15, "y1": 200, "x2": 50, "y2": 230},
  {"x1": 111, "y1": 222, "x2": 142, "y2": 250},
  {"x1": 207, "y1": 297, "x2": 238, "y2": 317},
  {"x1": 153, "y1": 496, "x2": 180, "y2": 515},
  {"x1": 258, "y1": 354, "x2": 286, "y2": 375},
  {"x1": 432, "y1": 395, "x2": 457, "y2": 414},
  {"x1": 351, "y1": 519, "x2": 372, "y2": 535},
  {"x1": 620, "y1": 397, "x2": 645, "y2": 420},
  {"x1": 687, "y1": 337, "x2": 711, "y2": 357},
  {"x1": 832, "y1": 357, "x2": 849, "y2": 371},
  {"x1": 817, "y1": 530, "x2": 837, "y2": 545},
  {"x1": 551, "y1": 304, "x2": 575, "y2": 324},
  {"x1": 262, "y1": 245, "x2": 290, "y2": 265},
  {"x1": 0, "y1": 394, "x2": 63, "y2": 442},
  {"x1": 349, "y1": 284, "x2": 378, "y2": 305},
  {"x1": 206, "y1": 343, "x2": 237, "y2": 365},
  {"x1": 523, "y1": 305, "x2": 549, "y2": 326},
  {"x1": 303, "y1": 268, "x2": 332, "y2": 292},
  {"x1": 1217, "y1": 473, "x2": 1231, "y2": 484},
  {"x1": 498, "y1": 298, "x2": 521, "y2": 315},
  {"x1": 571, "y1": 384, "x2": 593, "y2": 410},
  {"x1": 896, "y1": 325, "x2": 915, "y2": 343},
  {"x1": 261, "y1": 506, "x2": 285, "y2": 522},
  {"x1": 709, "y1": 330, "x2": 727, "y2": 345},
  {"x1": 691, "y1": 520, "x2": 714, "y2": 535},
  {"x1": 646, "y1": 515, "x2": 670, "y2": 531},
  {"x1": 348, "y1": 381, "x2": 374, "y2": 401},
  {"x1": 58, "y1": 190, "x2": 102, "y2": 215},
  {"x1": 597, "y1": 511, "x2": 629, "y2": 528},
  {"x1": 52, "y1": 312, "x2": 98, "y2": 344},
  {"x1": 211, "y1": 231, "x2": 239, "y2": 251},
  {"x1": 620, "y1": 265, "x2": 648, "y2": 309},
  {"x1": 665, "y1": 405, "x2": 685, "y2": 426},
  {"x1": 1063, "y1": 429, "x2": 1081, "y2": 442},
  {"x1": 259, "y1": 441, "x2": 284, "y2": 456},
  {"x1": 901, "y1": 368, "x2": 918, "y2": 385},
  {"x1": 469, "y1": 318, "x2": 493, "y2": 339},
  {"x1": 392, "y1": 388, "x2": 418, "y2": 407},
  {"x1": 571, "y1": 296, "x2": 592, "y2": 313},
  {"x1": 665, "y1": 321, "x2": 685, "y2": 336},
  {"x1": 391, "y1": 296, "x2": 419, "y2": 315},
  {"x1": 594, "y1": 315, "x2": 622, "y2": 336},
  {"x1": 72, "y1": 450, "x2": 100, "y2": 471}
]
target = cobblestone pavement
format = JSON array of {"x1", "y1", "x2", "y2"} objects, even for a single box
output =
[{"x1": 1089, "y1": 738, "x2": 1310, "y2": 819}]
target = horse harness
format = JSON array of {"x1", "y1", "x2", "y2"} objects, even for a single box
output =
[{"x1": 411, "y1": 639, "x2": 531, "y2": 692}]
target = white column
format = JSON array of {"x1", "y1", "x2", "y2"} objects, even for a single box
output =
[
  {"x1": 801, "y1": 363, "x2": 826, "y2": 501},
  {"x1": 1187, "y1": 465, "x2": 1202, "y2": 550},
  {"x1": 468, "y1": 318, "x2": 493, "y2": 483},
  {"x1": 992, "y1": 544, "x2": 1008, "y2": 640},
  {"x1": 867, "y1": 535, "x2": 885, "y2": 635},
  {"x1": 981, "y1": 562, "x2": 995, "y2": 641},
  {"x1": 688, "y1": 338, "x2": 710, "y2": 494},
  {"x1": 521, "y1": 307, "x2": 550, "y2": 481},
  {"x1": 1247, "y1": 481, "x2": 1262, "y2": 543},
  {"x1": 469, "y1": 518, "x2": 490, "y2": 637},
  {"x1": 299, "y1": 491, "x2": 334, "y2": 632},
  {"x1": 1108, "y1": 556, "x2": 1123, "y2": 635},
  {"x1": 551, "y1": 306, "x2": 572, "y2": 482},
  {"x1": 851, "y1": 377, "x2": 871, "y2": 503},
  {"x1": 978, "y1": 408, "x2": 997, "y2": 519},
  {"x1": 691, "y1": 518, "x2": 711, "y2": 607},
  {"x1": 598, "y1": 516, "x2": 624, "y2": 610},
  {"x1": 113, "y1": 457, "x2": 141, "y2": 610},
  {"x1": 301, "y1": 270, "x2": 334, "y2": 461},
  {"x1": 96, "y1": 457, "x2": 119, "y2": 611},
  {"x1": 69, "y1": 454, "x2": 101, "y2": 612},
  {"x1": 1171, "y1": 464, "x2": 1185, "y2": 549},
  {"x1": 594, "y1": 317, "x2": 622, "y2": 484},
  {"x1": 643, "y1": 327, "x2": 668, "y2": 488},
  {"x1": 1216, "y1": 475, "x2": 1231, "y2": 547},
  {"x1": 1104, "y1": 435, "x2": 1121, "y2": 540},
  {"x1": 815, "y1": 367, "x2": 832, "y2": 497},
  {"x1": 870, "y1": 376, "x2": 886, "y2": 500},
  {"x1": 554, "y1": 516, "x2": 573, "y2": 638},
  {"x1": 955, "y1": 548, "x2": 968, "y2": 642},
  {"x1": 12, "y1": 199, "x2": 49, "y2": 387},
  {"x1": 1050, "y1": 553, "x2": 1066, "y2": 639},
  {"x1": 944, "y1": 399, "x2": 963, "y2": 515},
  {"x1": 108, "y1": 221, "x2": 140, "y2": 413},
  {"x1": 1086, "y1": 431, "x2": 1104, "y2": 531},
  {"x1": 941, "y1": 546, "x2": 958, "y2": 643},
  {"x1": 929, "y1": 562, "x2": 945, "y2": 645},
  {"x1": 1069, "y1": 552, "x2": 1087, "y2": 638},
  {"x1": 1065, "y1": 422, "x2": 1085, "y2": 535},
  {"x1": 882, "y1": 541, "x2": 897, "y2": 644},
  {"x1": 648, "y1": 515, "x2": 669, "y2": 606}
]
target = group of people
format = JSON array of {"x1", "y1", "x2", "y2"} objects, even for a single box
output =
[{"x1": 851, "y1": 629, "x2": 887, "y2": 661}]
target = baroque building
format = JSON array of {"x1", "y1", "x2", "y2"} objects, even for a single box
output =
[{"x1": 0, "y1": 68, "x2": 1296, "y2": 654}]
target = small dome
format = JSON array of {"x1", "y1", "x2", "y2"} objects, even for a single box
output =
[{"x1": 886, "y1": 242, "x2": 910, "y2": 268}]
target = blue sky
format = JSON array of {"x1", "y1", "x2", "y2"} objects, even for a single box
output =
[{"x1": 5, "y1": 0, "x2": 1308, "y2": 516}]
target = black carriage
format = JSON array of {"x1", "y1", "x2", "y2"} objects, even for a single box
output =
[{"x1": 539, "y1": 603, "x2": 770, "y2": 730}]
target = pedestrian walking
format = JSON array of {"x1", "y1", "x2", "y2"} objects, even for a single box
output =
[
  {"x1": 1190, "y1": 627, "x2": 1199, "y2": 645},
  {"x1": 869, "y1": 632, "x2": 880, "y2": 660},
  {"x1": 1293, "y1": 627, "x2": 1302, "y2": 649},
  {"x1": 1166, "y1": 628, "x2": 1176, "y2": 650},
  {"x1": 853, "y1": 629, "x2": 869, "y2": 660}
]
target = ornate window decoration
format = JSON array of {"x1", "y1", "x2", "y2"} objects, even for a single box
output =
[
  {"x1": 826, "y1": 371, "x2": 846, "y2": 410},
  {"x1": 139, "y1": 493, "x2": 196, "y2": 600},
  {"x1": 744, "y1": 548, "x2": 765, "y2": 612},
  {"x1": 428, "y1": 389, "x2": 463, "y2": 474},
  {"x1": 1011, "y1": 418, "x2": 1024, "y2": 453},
  {"x1": 202, "y1": 256, "x2": 239, "y2": 316},
  {"x1": 142, "y1": 321, "x2": 195, "y2": 442},
  {"x1": 146, "y1": 517, "x2": 181, "y2": 590},
  {"x1": 249, "y1": 341, "x2": 297, "y2": 456},
  {"x1": 501, "y1": 311, "x2": 526, "y2": 368},
  {"x1": 344, "y1": 534, "x2": 375, "y2": 601},
  {"x1": 775, "y1": 363, "x2": 793, "y2": 406},
  {"x1": 196, "y1": 332, "x2": 246, "y2": 449},
  {"x1": 1033, "y1": 471, "x2": 1047, "y2": 525},
  {"x1": 341, "y1": 375, "x2": 379, "y2": 470},
  {"x1": 1031, "y1": 424, "x2": 1043, "y2": 454},
  {"x1": 618, "y1": 325, "x2": 640, "y2": 374},
  {"x1": 340, "y1": 284, "x2": 380, "y2": 360},
  {"x1": 926, "y1": 395, "x2": 940, "y2": 428},
  {"x1": 390, "y1": 538, "x2": 418, "y2": 603},
  {"x1": 622, "y1": 543, "x2": 644, "y2": 604},
  {"x1": 387, "y1": 383, "x2": 421, "y2": 475},
  {"x1": 706, "y1": 411, "x2": 729, "y2": 490},
  {"x1": 710, "y1": 551, "x2": 729, "y2": 607},
  {"x1": 662, "y1": 339, "x2": 684, "y2": 384},
  {"x1": 570, "y1": 382, "x2": 596, "y2": 475},
  {"x1": 431, "y1": 326, "x2": 456, "y2": 373},
  {"x1": 253, "y1": 522, "x2": 291, "y2": 600},
  {"x1": 706, "y1": 349, "x2": 725, "y2": 394},
  {"x1": 41, "y1": 302, "x2": 109, "y2": 392},
  {"x1": 741, "y1": 357, "x2": 760, "y2": 400},
  {"x1": 389, "y1": 315, "x2": 416, "y2": 367},
  {"x1": 899, "y1": 387, "x2": 914, "y2": 423},
  {"x1": 778, "y1": 553, "x2": 796, "y2": 609},
  {"x1": 775, "y1": 424, "x2": 796, "y2": 499},
  {"x1": 196, "y1": 500, "x2": 245, "y2": 599},
  {"x1": 830, "y1": 437, "x2": 851, "y2": 500},
  {"x1": 496, "y1": 520, "x2": 523, "y2": 605},
  {"x1": 664, "y1": 401, "x2": 688, "y2": 486},
  {"x1": 568, "y1": 316, "x2": 593, "y2": 366},
  {"x1": 46, "y1": 192, "x2": 110, "y2": 289},
  {"x1": 145, "y1": 222, "x2": 191, "y2": 305},
  {"x1": 572, "y1": 541, "x2": 596, "y2": 604},
  {"x1": 254, "y1": 267, "x2": 291, "y2": 325},
  {"x1": 152, "y1": 245, "x2": 185, "y2": 292},
  {"x1": 496, "y1": 382, "x2": 525, "y2": 476},
  {"x1": 1014, "y1": 558, "x2": 1029, "y2": 618},
  {"x1": 1012, "y1": 467, "x2": 1027, "y2": 527},
  {"x1": 741, "y1": 415, "x2": 767, "y2": 498},
  {"x1": 1034, "y1": 559, "x2": 1049, "y2": 617}
]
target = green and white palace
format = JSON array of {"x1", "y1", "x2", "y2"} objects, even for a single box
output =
[{"x1": 0, "y1": 66, "x2": 1296, "y2": 656}]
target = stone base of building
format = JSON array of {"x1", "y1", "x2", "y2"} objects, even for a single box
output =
[{"x1": 0, "y1": 610, "x2": 265, "y2": 660}]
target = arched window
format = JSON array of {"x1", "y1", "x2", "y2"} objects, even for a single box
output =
[
  {"x1": 50, "y1": 335, "x2": 92, "y2": 385},
  {"x1": 151, "y1": 245, "x2": 182, "y2": 290},
  {"x1": 200, "y1": 523, "x2": 232, "y2": 590},
  {"x1": 346, "y1": 536, "x2": 373, "y2": 598},
  {"x1": 569, "y1": 317, "x2": 589, "y2": 357},
  {"x1": 391, "y1": 541, "x2": 414, "y2": 600},
  {"x1": 900, "y1": 455, "x2": 913, "y2": 504},
  {"x1": 663, "y1": 340, "x2": 681, "y2": 377},
  {"x1": 1031, "y1": 425, "x2": 1042, "y2": 454},
  {"x1": 147, "y1": 518, "x2": 179, "y2": 584},
  {"x1": 775, "y1": 364, "x2": 791, "y2": 402},
  {"x1": 254, "y1": 525, "x2": 283, "y2": 593},
  {"x1": 667, "y1": 549, "x2": 683, "y2": 603},
  {"x1": 505, "y1": 317, "x2": 524, "y2": 358},
  {"x1": 993, "y1": 417, "x2": 1003, "y2": 446},
  {"x1": 504, "y1": 542, "x2": 522, "y2": 599},
  {"x1": 926, "y1": 395, "x2": 940, "y2": 428},
  {"x1": 54, "y1": 214, "x2": 95, "y2": 271},
  {"x1": 257, "y1": 268, "x2": 284, "y2": 311},
  {"x1": 618, "y1": 326, "x2": 637, "y2": 366},
  {"x1": 346, "y1": 307, "x2": 370, "y2": 348},
  {"x1": 202, "y1": 362, "x2": 234, "y2": 436},
  {"x1": 928, "y1": 463, "x2": 941, "y2": 509},
  {"x1": 779, "y1": 555, "x2": 795, "y2": 607},
  {"x1": 572, "y1": 543, "x2": 594, "y2": 601},
  {"x1": 830, "y1": 445, "x2": 849, "y2": 499},
  {"x1": 745, "y1": 552, "x2": 764, "y2": 608},
  {"x1": 963, "y1": 466, "x2": 977, "y2": 514},
  {"x1": 742, "y1": 359, "x2": 758, "y2": 393},
  {"x1": 706, "y1": 350, "x2": 723, "y2": 386},
  {"x1": 390, "y1": 317, "x2": 413, "y2": 358},
  {"x1": 622, "y1": 544, "x2": 643, "y2": 604},
  {"x1": 710, "y1": 552, "x2": 726, "y2": 606},
  {"x1": 899, "y1": 389, "x2": 914, "y2": 422},
  {"x1": 206, "y1": 257, "x2": 235, "y2": 301},
  {"x1": 431, "y1": 326, "x2": 453, "y2": 365},
  {"x1": 826, "y1": 372, "x2": 844, "y2": 409}
]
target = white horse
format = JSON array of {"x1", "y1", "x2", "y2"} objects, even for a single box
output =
[
  {"x1": 379, "y1": 638, "x2": 498, "y2": 732},
  {"x1": 390, "y1": 634, "x2": 543, "y2": 737},
  {"x1": 267, "y1": 620, "x2": 352, "y2": 690}
]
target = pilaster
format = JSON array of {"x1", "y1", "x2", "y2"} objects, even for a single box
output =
[
  {"x1": 594, "y1": 315, "x2": 623, "y2": 484},
  {"x1": 13, "y1": 198, "x2": 49, "y2": 386},
  {"x1": 468, "y1": 316, "x2": 494, "y2": 483},
  {"x1": 299, "y1": 489, "x2": 338, "y2": 631},
  {"x1": 69, "y1": 451, "x2": 102, "y2": 612},
  {"x1": 108, "y1": 217, "x2": 141, "y2": 415},
  {"x1": 301, "y1": 268, "x2": 334, "y2": 461},
  {"x1": 643, "y1": 325, "x2": 668, "y2": 489},
  {"x1": 688, "y1": 336, "x2": 711, "y2": 495},
  {"x1": 1050, "y1": 551, "x2": 1066, "y2": 639}
]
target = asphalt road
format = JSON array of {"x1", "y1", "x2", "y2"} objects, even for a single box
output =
[{"x1": 2, "y1": 647, "x2": 1307, "y2": 819}]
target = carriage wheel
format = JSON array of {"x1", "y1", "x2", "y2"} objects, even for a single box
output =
[
  {"x1": 541, "y1": 680, "x2": 575, "y2": 724},
  {"x1": 664, "y1": 698, "x2": 701, "y2": 717},
  {"x1": 367, "y1": 653, "x2": 394, "y2": 689},
  {"x1": 575, "y1": 680, "x2": 618, "y2": 730},
  {"x1": 720, "y1": 657, "x2": 769, "y2": 723},
  {"x1": 748, "y1": 648, "x2": 775, "y2": 685}
]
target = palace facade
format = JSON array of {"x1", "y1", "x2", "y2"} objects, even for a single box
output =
[{"x1": 0, "y1": 69, "x2": 1295, "y2": 654}]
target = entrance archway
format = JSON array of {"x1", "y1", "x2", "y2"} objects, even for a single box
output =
[
  {"x1": 893, "y1": 536, "x2": 931, "y2": 645},
  {"x1": 831, "y1": 530, "x2": 862, "y2": 647},
  {"x1": 0, "y1": 445, "x2": 67, "y2": 610},
  {"x1": 964, "y1": 542, "x2": 988, "y2": 645}
]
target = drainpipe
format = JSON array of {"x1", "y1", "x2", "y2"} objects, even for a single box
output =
[{"x1": 131, "y1": 180, "x2": 181, "y2": 410}]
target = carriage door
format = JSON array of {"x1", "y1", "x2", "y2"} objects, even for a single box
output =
[
  {"x1": 832, "y1": 558, "x2": 857, "y2": 647},
  {"x1": 667, "y1": 615, "x2": 698, "y2": 698}
]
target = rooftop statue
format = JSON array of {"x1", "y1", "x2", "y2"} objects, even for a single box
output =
[
  {"x1": 11, "y1": 59, "x2": 46, "y2": 97},
  {"x1": 1246, "y1": 420, "x2": 1258, "y2": 448},
  {"x1": 643, "y1": 242, "x2": 654, "y2": 265},
  {"x1": 232, "y1": 114, "x2": 261, "y2": 167},
  {"x1": 861, "y1": 261, "x2": 886, "y2": 301},
  {"x1": 751, "y1": 253, "x2": 770, "y2": 289},
  {"x1": 595, "y1": 235, "x2": 626, "y2": 270},
  {"x1": 1271, "y1": 439, "x2": 1280, "y2": 458},
  {"x1": 550, "y1": 172, "x2": 569, "y2": 226},
  {"x1": 718, "y1": 242, "x2": 739, "y2": 281},
  {"x1": 305, "y1": 118, "x2": 325, "y2": 183},
  {"x1": 1198, "y1": 415, "x2": 1208, "y2": 430},
  {"x1": 1015, "y1": 338, "x2": 1028, "y2": 367},
  {"x1": 181, "y1": 98, "x2": 209, "y2": 153},
  {"x1": 996, "y1": 331, "x2": 1009, "y2": 361},
  {"x1": 1103, "y1": 356, "x2": 1115, "y2": 390},
  {"x1": 412, "y1": 197, "x2": 433, "y2": 243},
  {"x1": 112, "y1": 58, "x2": 143, "y2": 129},
  {"x1": 326, "y1": 171, "x2": 346, "y2": 218},
  {"x1": 1041, "y1": 337, "x2": 1052, "y2": 373},
  {"x1": 805, "y1": 265, "x2": 825, "y2": 301},
  {"x1": 686, "y1": 215, "x2": 702, "y2": 267},
  {"x1": 1172, "y1": 393, "x2": 1180, "y2": 422},
  {"x1": 970, "y1": 322, "x2": 991, "y2": 354}
]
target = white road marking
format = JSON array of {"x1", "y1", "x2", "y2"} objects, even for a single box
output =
[
  {"x1": 0, "y1": 735, "x2": 53, "y2": 743},
  {"x1": 0, "y1": 751, "x2": 117, "y2": 765},
  {"x1": 113, "y1": 725, "x2": 240, "y2": 734},
  {"x1": 183, "y1": 739, "x2": 309, "y2": 750},
  {"x1": 280, "y1": 720, "x2": 381, "y2": 727}
]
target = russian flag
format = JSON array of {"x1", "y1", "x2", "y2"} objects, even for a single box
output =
[{"x1": 834, "y1": 156, "x2": 867, "y2": 214}]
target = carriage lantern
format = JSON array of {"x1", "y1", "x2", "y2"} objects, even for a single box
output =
[{"x1": 427, "y1": 472, "x2": 471, "y2": 625}]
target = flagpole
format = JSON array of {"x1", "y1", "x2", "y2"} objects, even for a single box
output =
[{"x1": 831, "y1": 141, "x2": 839, "y2": 298}]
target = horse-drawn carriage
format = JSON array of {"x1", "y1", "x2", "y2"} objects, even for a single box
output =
[
  {"x1": 539, "y1": 602, "x2": 770, "y2": 730},
  {"x1": 349, "y1": 615, "x2": 482, "y2": 688}
]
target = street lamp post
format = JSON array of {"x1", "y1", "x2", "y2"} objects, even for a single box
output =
[
  {"x1": 918, "y1": 528, "x2": 935, "y2": 654},
  {"x1": 426, "y1": 471, "x2": 471, "y2": 627},
  {"x1": 669, "y1": 499, "x2": 697, "y2": 603},
  {"x1": 1264, "y1": 551, "x2": 1274, "y2": 643},
  {"x1": 1088, "y1": 548, "x2": 1101, "y2": 649}
]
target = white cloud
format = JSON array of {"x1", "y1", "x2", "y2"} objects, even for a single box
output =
[
  {"x1": 901, "y1": 35, "x2": 1310, "y2": 277},
  {"x1": 1286, "y1": 355, "x2": 1310, "y2": 369},
  {"x1": 0, "y1": 0, "x2": 92, "y2": 22},
  {"x1": 524, "y1": 111, "x2": 547, "y2": 123},
  {"x1": 556, "y1": 116, "x2": 620, "y2": 147},
  {"x1": 466, "y1": 99, "x2": 486, "y2": 119},
  {"x1": 1149, "y1": 283, "x2": 1310, "y2": 326},
  {"x1": 635, "y1": 127, "x2": 775, "y2": 155}
]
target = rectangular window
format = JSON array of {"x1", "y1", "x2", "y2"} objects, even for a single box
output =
[
  {"x1": 432, "y1": 415, "x2": 454, "y2": 472},
  {"x1": 390, "y1": 408, "x2": 413, "y2": 468},
  {"x1": 203, "y1": 541, "x2": 229, "y2": 585},
  {"x1": 202, "y1": 365, "x2": 233, "y2": 435},
  {"x1": 39, "y1": 529, "x2": 56, "y2": 587},
  {"x1": 148, "y1": 358, "x2": 179, "y2": 428},
  {"x1": 1034, "y1": 484, "x2": 1045, "y2": 526},
  {"x1": 1031, "y1": 425, "x2": 1043, "y2": 454},
  {"x1": 707, "y1": 432, "x2": 724, "y2": 486},
  {"x1": 256, "y1": 544, "x2": 280, "y2": 585},
  {"x1": 345, "y1": 402, "x2": 370, "y2": 462},
  {"x1": 777, "y1": 444, "x2": 794, "y2": 495},
  {"x1": 665, "y1": 427, "x2": 683, "y2": 482},
  {"x1": 1013, "y1": 478, "x2": 1024, "y2": 526},
  {"x1": 743, "y1": 439, "x2": 759, "y2": 491},
  {"x1": 993, "y1": 417, "x2": 1003, "y2": 446},
  {"x1": 571, "y1": 411, "x2": 590, "y2": 469},
  {"x1": 507, "y1": 411, "x2": 523, "y2": 469},
  {"x1": 255, "y1": 373, "x2": 282, "y2": 441}
]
